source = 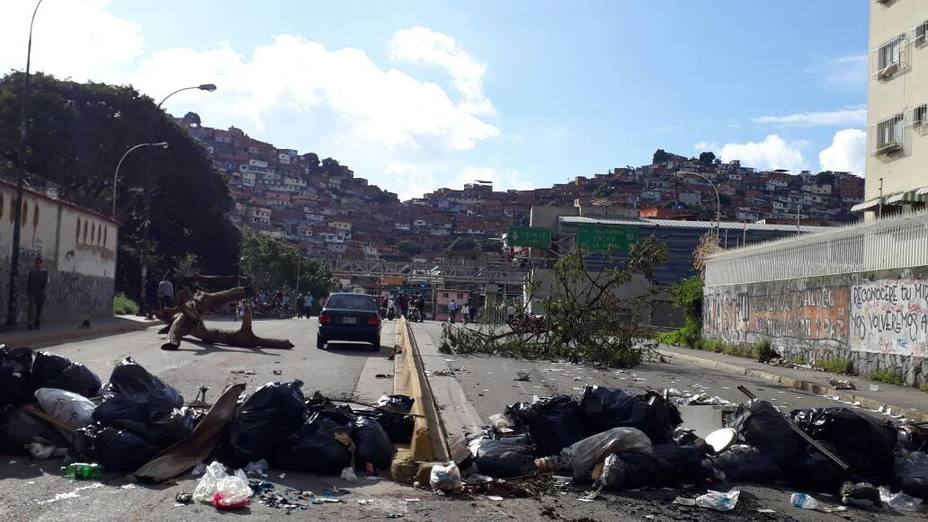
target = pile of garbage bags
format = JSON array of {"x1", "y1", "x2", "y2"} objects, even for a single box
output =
[
  {"x1": 455, "y1": 384, "x2": 928, "y2": 505},
  {"x1": 0, "y1": 346, "x2": 412, "y2": 479}
]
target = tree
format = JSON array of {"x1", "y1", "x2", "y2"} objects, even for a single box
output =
[
  {"x1": 698, "y1": 151, "x2": 716, "y2": 165},
  {"x1": 397, "y1": 239, "x2": 422, "y2": 258},
  {"x1": 815, "y1": 171, "x2": 835, "y2": 185},
  {"x1": 446, "y1": 236, "x2": 477, "y2": 253},
  {"x1": 652, "y1": 149, "x2": 672, "y2": 164},
  {"x1": 240, "y1": 232, "x2": 332, "y2": 297},
  {"x1": 0, "y1": 72, "x2": 240, "y2": 300}
]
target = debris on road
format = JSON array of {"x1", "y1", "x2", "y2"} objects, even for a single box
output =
[
  {"x1": 514, "y1": 370, "x2": 530, "y2": 382},
  {"x1": 694, "y1": 489, "x2": 739, "y2": 511},
  {"x1": 829, "y1": 379, "x2": 856, "y2": 390}
]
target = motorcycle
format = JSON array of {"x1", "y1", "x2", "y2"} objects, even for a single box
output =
[
  {"x1": 407, "y1": 306, "x2": 423, "y2": 323},
  {"x1": 387, "y1": 307, "x2": 396, "y2": 320}
]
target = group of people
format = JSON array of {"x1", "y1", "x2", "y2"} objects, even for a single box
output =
[
  {"x1": 386, "y1": 293, "x2": 425, "y2": 318},
  {"x1": 446, "y1": 299, "x2": 478, "y2": 324}
]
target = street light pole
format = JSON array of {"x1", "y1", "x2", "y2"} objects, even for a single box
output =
[
  {"x1": 6, "y1": 0, "x2": 44, "y2": 327},
  {"x1": 139, "y1": 83, "x2": 217, "y2": 308},
  {"x1": 677, "y1": 171, "x2": 721, "y2": 233},
  {"x1": 111, "y1": 142, "x2": 169, "y2": 216}
]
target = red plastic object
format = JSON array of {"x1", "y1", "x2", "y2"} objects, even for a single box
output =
[{"x1": 212, "y1": 492, "x2": 251, "y2": 510}]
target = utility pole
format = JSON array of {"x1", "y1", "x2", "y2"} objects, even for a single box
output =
[
  {"x1": 878, "y1": 177, "x2": 884, "y2": 219},
  {"x1": 6, "y1": 0, "x2": 44, "y2": 328},
  {"x1": 796, "y1": 203, "x2": 801, "y2": 235}
]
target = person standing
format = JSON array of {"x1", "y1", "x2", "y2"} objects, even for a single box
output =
[
  {"x1": 447, "y1": 299, "x2": 459, "y2": 324},
  {"x1": 26, "y1": 257, "x2": 49, "y2": 330},
  {"x1": 296, "y1": 293, "x2": 306, "y2": 318},
  {"x1": 461, "y1": 302, "x2": 470, "y2": 325},
  {"x1": 157, "y1": 272, "x2": 175, "y2": 311},
  {"x1": 144, "y1": 275, "x2": 159, "y2": 319},
  {"x1": 468, "y1": 301, "x2": 477, "y2": 323}
]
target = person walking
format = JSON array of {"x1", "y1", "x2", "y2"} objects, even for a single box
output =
[
  {"x1": 296, "y1": 293, "x2": 306, "y2": 318},
  {"x1": 26, "y1": 256, "x2": 49, "y2": 330},
  {"x1": 461, "y1": 302, "x2": 470, "y2": 325},
  {"x1": 469, "y1": 301, "x2": 477, "y2": 323},
  {"x1": 157, "y1": 272, "x2": 175, "y2": 311},
  {"x1": 447, "y1": 299, "x2": 459, "y2": 324},
  {"x1": 144, "y1": 275, "x2": 159, "y2": 319}
]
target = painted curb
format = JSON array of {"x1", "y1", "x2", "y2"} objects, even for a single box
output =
[{"x1": 658, "y1": 348, "x2": 928, "y2": 422}]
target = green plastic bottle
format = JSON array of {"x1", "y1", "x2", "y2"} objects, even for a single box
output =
[{"x1": 64, "y1": 463, "x2": 102, "y2": 480}]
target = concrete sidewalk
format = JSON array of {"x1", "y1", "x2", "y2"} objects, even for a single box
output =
[
  {"x1": 657, "y1": 343, "x2": 928, "y2": 422},
  {"x1": 0, "y1": 315, "x2": 159, "y2": 348}
]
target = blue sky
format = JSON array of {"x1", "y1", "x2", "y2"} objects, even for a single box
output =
[{"x1": 1, "y1": 1, "x2": 869, "y2": 199}]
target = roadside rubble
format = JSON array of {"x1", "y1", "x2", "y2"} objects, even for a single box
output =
[
  {"x1": 0, "y1": 345, "x2": 415, "y2": 511},
  {"x1": 431, "y1": 381, "x2": 928, "y2": 516}
]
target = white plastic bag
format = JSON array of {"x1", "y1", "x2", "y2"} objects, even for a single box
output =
[
  {"x1": 879, "y1": 487, "x2": 923, "y2": 512},
  {"x1": 430, "y1": 461, "x2": 463, "y2": 494},
  {"x1": 213, "y1": 470, "x2": 251, "y2": 509},
  {"x1": 34, "y1": 388, "x2": 95, "y2": 428},
  {"x1": 695, "y1": 489, "x2": 740, "y2": 512},
  {"x1": 192, "y1": 461, "x2": 227, "y2": 503}
]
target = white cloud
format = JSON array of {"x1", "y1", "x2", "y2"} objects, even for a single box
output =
[
  {"x1": 821, "y1": 54, "x2": 868, "y2": 90},
  {"x1": 819, "y1": 128, "x2": 866, "y2": 174},
  {"x1": 753, "y1": 107, "x2": 866, "y2": 127},
  {"x1": 0, "y1": 0, "x2": 143, "y2": 81},
  {"x1": 390, "y1": 26, "x2": 493, "y2": 115},
  {"x1": 698, "y1": 135, "x2": 807, "y2": 172}
]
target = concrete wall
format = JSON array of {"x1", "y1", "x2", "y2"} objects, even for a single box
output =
[
  {"x1": 0, "y1": 181, "x2": 118, "y2": 326},
  {"x1": 703, "y1": 265, "x2": 928, "y2": 387}
]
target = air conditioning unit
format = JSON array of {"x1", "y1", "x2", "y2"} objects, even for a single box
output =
[
  {"x1": 877, "y1": 61, "x2": 900, "y2": 79},
  {"x1": 916, "y1": 23, "x2": 928, "y2": 46}
]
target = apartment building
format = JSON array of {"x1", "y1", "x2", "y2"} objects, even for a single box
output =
[{"x1": 857, "y1": 0, "x2": 928, "y2": 215}]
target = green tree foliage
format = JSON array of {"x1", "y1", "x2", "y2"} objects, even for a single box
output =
[
  {"x1": 240, "y1": 232, "x2": 332, "y2": 297},
  {"x1": 652, "y1": 149, "x2": 672, "y2": 164},
  {"x1": 0, "y1": 72, "x2": 239, "y2": 299},
  {"x1": 396, "y1": 239, "x2": 422, "y2": 257},
  {"x1": 698, "y1": 151, "x2": 716, "y2": 165}
]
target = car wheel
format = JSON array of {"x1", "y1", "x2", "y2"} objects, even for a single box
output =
[
  {"x1": 369, "y1": 337, "x2": 380, "y2": 351},
  {"x1": 316, "y1": 337, "x2": 326, "y2": 349}
]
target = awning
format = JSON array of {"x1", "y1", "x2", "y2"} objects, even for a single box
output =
[
  {"x1": 917, "y1": 186, "x2": 928, "y2": 197},
  {"x1": 886, "y1": 192, "x2": 907, "y2": 204},
  {"x1": 886, "y1": 189, "x2": 923, "y2": 205},
  {"x1": 851, "y1": 197, "x2": 881, "y2": 212}
]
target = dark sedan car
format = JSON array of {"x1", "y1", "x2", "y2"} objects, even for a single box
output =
[{"x1": 317, "y1": 293, "x2": 381, "y2": 350}]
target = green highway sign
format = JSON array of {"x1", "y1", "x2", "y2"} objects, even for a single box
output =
[
  {"x1": 577, "y1": 223, "x2": 639, "y2": 252},
  {"x1": 508, "y1": 226, "x2": 552, "y2": 249}
]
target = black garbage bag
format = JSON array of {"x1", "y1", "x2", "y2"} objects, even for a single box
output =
[
  {"x1": 790, "y1": 407, "x2": 896, "y2": 480},
  {"x1": 31, "y1": 352, "x2": 102, "y2": 398},
  {"x1": 522, "y1": 395, "x2": 588, "y2": 456},
  {"x1": 272, "y1": 411, "x2": 354, "y2": 474},
  {"x1": 229, "y1": 380, "x2": 306, "y2": 464},
  {"x1": 93, "y1": 358, "x2": 184, "y2": 434},
  {"x1": 893, "y1": 451, "x2": 928, "y2": 499},
  {"x1": 712, "y1": 444, "x2": 784, "y2": 483},
  {"x1": 359, "y1": 409, "x2": 414, "y2": 444},
  {"x1": 599, "y1": 444, "x2": 705, "y2": 491},
  {"x1": 351, "y1": 416, "x2": 394, "y2": 470},
  {"x1": 76, "y1": 424, "x2": 160, "y2": 472},
  {"x1": 0, "y1": 346, "x2": 34, "y2": 407},
  {"x1": 788, "y1": 442, "x2": 850, "y2": 493},
  {"x1": 0, "y1": 405, "x2": 68, "y2": 454},
  {"x1": 468, "y1": 434, "x2": 537, "y2": 478},
  {"x1": 376, "y1": 394, "x2": 415, "y2": 412},
  {"x1": 579, "y1": 386, "x2": 681, "y2": 444},
  {"x1": 729, "y1": 399, "x2": 804, "y2": 465},
  {"x1": 148, "y1": 407, "x2": 201, "y2": 448},
  {"x1": 504, "y1": 401, "x2": 532, "y2": 430}
]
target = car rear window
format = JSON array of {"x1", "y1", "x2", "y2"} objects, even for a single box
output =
[{"x1": 326, "y1": 294, "x2": 376, "y2": 310}]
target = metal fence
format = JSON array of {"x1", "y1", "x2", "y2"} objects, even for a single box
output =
[{"x1": 705, "y1": 208, "x2": 928, "y2": 287}]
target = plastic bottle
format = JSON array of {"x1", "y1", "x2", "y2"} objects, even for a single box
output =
[
  {"x1": 791, "y1": 493, "x2": 821, "y2": 510},
  {"x1": 64, "y1": 463, "x2": 103, "y2": 480}
]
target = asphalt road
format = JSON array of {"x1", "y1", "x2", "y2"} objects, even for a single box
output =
[{"x1": 412, "y1": 321, "x2": 928, "y2": 522}]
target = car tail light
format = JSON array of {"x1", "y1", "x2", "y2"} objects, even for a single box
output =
[
  {"x1": 320, "y1": 313, "x2": 332, "y2": 325},
  {"x1": 367, "y1": 314, "x2": 381, "y2": 325}
]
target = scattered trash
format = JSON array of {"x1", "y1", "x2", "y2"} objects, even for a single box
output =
[
  {"x1": 244, "y1": 459, "x2": 269, "y2": 477},
  {"x1": 790, "y1": 407, "x2": 896, "y2": 479},
  {"x1": 790, "y1": 492, "x2": 846, "y2": 513},
  {"x1": 579, "y1": 386, "x2": 682, "y2": 444},
  {"x1": 433, "y1": 369, "x2": 454, "y2": 377},
  {"x1": 514, "y1": 370, "x2": 530, "y2": 382},
  {"x1": 230, "y1": 369, "x2": 256, "y2": 376},
  {"x1": 28, "y1": 442, "x2": 57, "y2": 459},
  {"x1": 64, "y1": 462, "x2": 103, "y2": 480},
  {"x1": 31, "y1": 352, "x2": 102, "y2": 399},
  {"x1": 175, "y1": 492, "x2": 193, "y2": 504},
  {"x1": 509, "y1": 395, "x2": 587, "y2": 456},
  {"x1": 694, "y1": 489, "x2": 739, "y2": 511},
  {"x1": 829, "y1": 379, "x2": 856, "y2": 391},
  {"x1": 869, "y1": 384, "x2": 880, "y2": 392},
  {"x1": 375, "y1": 373, "x2": 393, "y2": 379},
  {"x1": 192, "y1": 460, "x2": 251, "y2": 510},
  {"x1": 469, "y1": 434, "x2": 537, "y2": 478},
  {"x1": 273, "y1": 370, "x2": 282, "y2": 376},
  {"x1": 191, "y1": 462, "x2": 207, "y2": 476},
  {"x1": 879, "y1": 486, "x2": 923, "y2": 512},
  {"x1": 229, "y1": 380, "x2": 306, "y2": 465},
  {"x1": 546, "y1": 427, "x2": 653, "y2": 480},
  {"x1": 672, "y1": 496, "x2": 696, "y2": 506},
  {"x1": 341, "y1": 466, "x2": 358, "y2": 482},
  {"x1": 486, "y1": 495, "x2": 504, "y2": 501},
  {"x1": 839, "y1": 481, "x2": 881, "y2": 509},
  {"x1": 351, "y1": 416, "x2": 394, "y2": 471},
  {"x1": 430, "y1": 461, "x2": 463, "y2": 494},
  {"x1": 271, "y1": 410, "x2": 355, "y2": 474},
  {"x1": 893, "y1": 450, "x2": 928, "y2": 499},
  {"x1": 37, "y1": 482, "x2": 104, "y2": 505}
]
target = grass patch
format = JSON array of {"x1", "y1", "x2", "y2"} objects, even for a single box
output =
[
  {"x1": 868, "y1": 369, "x2": 904, "y2": 386},
  {"x1": 113, "y1": 293, "x2": 139, "y2": 315},
  {"x1": 815, "y1": 357, "x2": 853, "y2": 375}
]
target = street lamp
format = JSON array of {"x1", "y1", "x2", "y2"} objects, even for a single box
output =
[
  {"x1": 111, "y1": 142, "x2": 169, "y2": 216},
  {"x1": 139, "y1": 83, "x2": 217, "y2": 307},
  {"x1": 676, "y1": 171, "x2": 721, "y2": 233},
  {"x1": 6, "y1": 0, "x2": 44, "y2": 327}
]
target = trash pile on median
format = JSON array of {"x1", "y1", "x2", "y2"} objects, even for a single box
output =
[
  {"x1": 435, "y1": 382, "x2": 928, "y2": 513},
  {"x1": 0, "y1": 345, "x2": 414, "y2": 510}
]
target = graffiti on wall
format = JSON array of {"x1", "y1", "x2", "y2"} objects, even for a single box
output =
[
  {"x1": 850, "y1": 280, "x2": 928, "y2": 357},
  {"x1": 705, "y1": 286, "x2": 849, "y2": 345}
]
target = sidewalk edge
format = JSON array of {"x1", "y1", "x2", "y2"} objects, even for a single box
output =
[
  {"x1": 1, "y1": 318, "x2": 159, "y2": 349},
  {"x1": 657, "y1": 348, "x2": 928, "y2": 423}
]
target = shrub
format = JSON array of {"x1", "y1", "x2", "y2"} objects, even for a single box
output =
[
  {"x1": 113, "y1": 293, "x2": 139, "y2": 315},
  {"x1": 816, "y1": 357, "x2": 853, "y2": 375},
  {"x1": 868, "y1": 369, "x2": 904, "y2": 386}
]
